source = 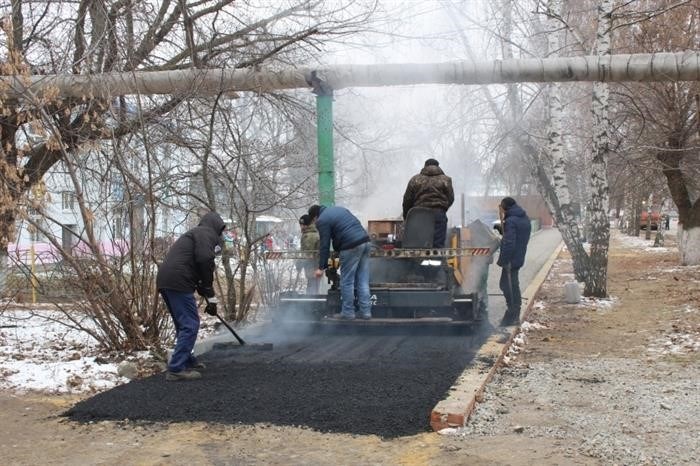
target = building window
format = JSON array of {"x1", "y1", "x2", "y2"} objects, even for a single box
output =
[
  {"x1": 114, "y1": 215, "x2": 124, "y2": 240},
  {"x1": 62, "y1": 224, "x2": 77, "y2": 252},
  {"x1": 62, "y1": 191, "x2": 75, "y2": 210}
]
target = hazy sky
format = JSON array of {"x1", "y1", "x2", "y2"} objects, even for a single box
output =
[{"x1": 317, "y1": 0, "x2": 496, "y2": 223}]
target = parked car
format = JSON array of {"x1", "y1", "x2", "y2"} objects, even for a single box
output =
[{"x1": 640, "y1": 210, "x2": 660, "y2": 230}]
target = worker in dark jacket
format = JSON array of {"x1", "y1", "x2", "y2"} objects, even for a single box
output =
[
  {"x1": 156, "y1": 211, "x2": 226, "y2": 381},
  {"x1": 496, "y1": 197, "x2": 531, "y2": 326},
  {"x1": 402, "y1": 158, "x2": 455, "y2": 247},
  {"x1": 298, "y1": 214, "x2": 321, "y2": 294},
  {"x1": 308, "y1": 204, "x2": 371, "y2": 320}
]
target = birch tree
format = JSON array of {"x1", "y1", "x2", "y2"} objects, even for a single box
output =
[
  {"x1": 541, "y1": 0, "x2": 592, "y2": 289},
  {"x1": 586, "y1": 0, "x2": 613, "y2": 296},
  {"x1": 441, "y1": 0, "x2": 618, "y2": 295}
]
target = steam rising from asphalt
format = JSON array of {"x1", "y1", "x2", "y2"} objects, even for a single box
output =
[{"x1": 235, "y1": 300, "x2": 323, "y2": 348}]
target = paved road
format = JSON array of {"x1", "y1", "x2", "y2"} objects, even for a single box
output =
[{"x1": 67, "y1": 228, "x2": 562, "y2": 438}]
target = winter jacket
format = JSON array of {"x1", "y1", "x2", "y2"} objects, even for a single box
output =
[
  {"x1": 402, "y1": 165, "x2": 455, "y2": 218},
  {"x1": 298, "y1": 223, "x2": 320, "y2": 275},
  {"x1": 315, "y1": 206, "x2": 369, "y2": 270},
  {"x1": 156, "y1": 211, "x2": 226, "y2": 296},
  {"x1": 497, "y1": 204, "x2": 531, "y2": 269},
  {"x1": 300, "y1": 224, "x2": 320, "y2": 252}
]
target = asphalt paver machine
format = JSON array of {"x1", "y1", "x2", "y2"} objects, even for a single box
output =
[{"x1": 268, "y1": 208, "x2": 500, "y2": 328}]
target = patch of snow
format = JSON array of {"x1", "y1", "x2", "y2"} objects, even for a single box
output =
[
  {"x1": 679, "y1": 304, "x2": 698, "y2": 314},
  {"x1": 578, "y1": 295, "x2": 618, "y2": 313},
  {"x1": 660, "y1": 266, "x2": 700, "y2": 273},
  {"x1": 0, "y1": 310, "x2": 129, "y2": 394},
  {"x1": 521, "y1": 321, "x2": 548, "y2": 332},
  {"x1": 643, "y1": 247, "x2": 672, "y2": 252},
  {"x1": 437, "y1": 427, "x2": 459, "y2": 436},
  {"x1": 0, "y1": 309, "x2": 219, "y2": 394},
  {"x1": 503, "y1": 331, "x2": 528, "y2": 365},
  {"x1": 616, "y1": 234, "x2": 678, "y2": 253},
  {"x1": 648, "y1": 333, "x2": 700, "y2": 355},
  {"x1": 646, "y1": 310, "x2": 700, "y2": 356}
]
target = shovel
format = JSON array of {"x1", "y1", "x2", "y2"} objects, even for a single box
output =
[
  {"x1": 214, "y1": 310, "x2": 247, "y2": 346},
  {"x1": 204, "y1": 298, "x2": 273, "y2": 351}
]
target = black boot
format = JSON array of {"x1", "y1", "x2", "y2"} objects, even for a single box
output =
[{"x1": 499, "y1": 308, "x2": 520, "y2": 327}]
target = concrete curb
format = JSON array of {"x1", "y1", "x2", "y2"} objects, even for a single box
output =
[{"x1": 430, "y1": 240, "x2": 565, "y2": 432}]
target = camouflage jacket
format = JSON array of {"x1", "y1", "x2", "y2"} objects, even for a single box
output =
[
  {"x1": 402, "y1": 165, "x2": 455, "y2": 218},
  {"x1": 300, "y1": 224, "x2": 320, "y2": 252}
]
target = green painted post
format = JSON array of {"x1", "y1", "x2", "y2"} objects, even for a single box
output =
[{"x1": 316, "y1": 93, "x2": 335, "y2": 206}]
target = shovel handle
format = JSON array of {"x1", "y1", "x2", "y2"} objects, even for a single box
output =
[{"x1": 215, "y1": 312, "x2": 246, "y2": 346}]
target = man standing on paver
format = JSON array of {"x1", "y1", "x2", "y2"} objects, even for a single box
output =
[
  {"x1": 497, "y1": 197, "x2": 531, "y2": 326},
  {"x1": 156, "y1": 211, "x2": 226, "y2": 380},
  {"x1": 308, "y1": 204, "x2": 371, "y2": 320},
  {"x1": 402, "y1": 158, "x2": 455, "y2": 247}
]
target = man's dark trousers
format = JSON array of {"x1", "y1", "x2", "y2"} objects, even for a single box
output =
[
  {"x1": 160, "y1": 289, "x2": 200, "y2": 372},
  {"x1": 433, "y1": 210, "x2": 448, "y2": 248},
  {"x1": 499, "y1": 266, "x2": 521, "y2": 316}
]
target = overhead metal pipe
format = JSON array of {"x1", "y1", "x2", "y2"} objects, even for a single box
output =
[{"x1": 2, "y1": 52, "x2": 699, "y2": 100}]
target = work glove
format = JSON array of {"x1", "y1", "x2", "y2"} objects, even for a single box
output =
[
  {"x1": 197, "y1": 286, "x2": 215, "y2": 298},
  {"x1": 204, "y1": 297, "x2": 218, "y2": 316}
]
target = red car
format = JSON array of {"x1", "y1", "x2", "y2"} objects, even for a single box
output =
[{"x1": 640, "y1": 210, "x2": 660, "y2": 230}]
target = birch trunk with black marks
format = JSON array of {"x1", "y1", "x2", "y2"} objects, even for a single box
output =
[
  {"x1": 586, "y1": 0, "x2": 613, "y2": 297},
  {"x1": 542, "y1": 0, "x2": 591, "y2": 285}
]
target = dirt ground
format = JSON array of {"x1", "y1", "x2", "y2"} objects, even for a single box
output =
[{"x1": 1, "y1": 229, "x2": 698, "y2": 465}]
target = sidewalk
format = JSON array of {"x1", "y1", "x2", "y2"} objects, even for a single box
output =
[{"x1": 436, "y1": 228, "x2": 700, "y2": 465}]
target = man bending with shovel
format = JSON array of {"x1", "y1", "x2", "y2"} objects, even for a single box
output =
[{"x1": 156, "y1": 211, "x2": 226, "y2": 381}]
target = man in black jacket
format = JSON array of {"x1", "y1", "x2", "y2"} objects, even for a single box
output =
[
  {"x1": 156, "y1": 211, "x2": 226, "y2": 381},
  {"x1": 496, "y1": 197, "x2": 531, "y2": 326}
]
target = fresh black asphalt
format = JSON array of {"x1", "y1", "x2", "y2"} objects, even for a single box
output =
[{"x1": 66, "y1": 325, "x2": 495, "y2": 438}]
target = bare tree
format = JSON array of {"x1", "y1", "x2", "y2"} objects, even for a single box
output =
[
  {"x1": 0, "y1": 0, "x2": 378, "y2": 351},
  {"x1": 613, "y1": 1, "x2": 700, "y2": 264},
  {"x1": 173, "y1": 92, "x2": 317, "y2": 321}
]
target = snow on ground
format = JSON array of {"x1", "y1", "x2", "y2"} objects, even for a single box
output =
[
  {"x1": 647, "y1": 304, "x2": 700, "y2": 356},
  {"x1": 578, "y1": 295, "x2": 618, "y2": 313},
  {"x1": 0, "y1": 309, "x2": 220, "y2": 394},
  {"x1": 616, "y1": 231, "x2": 675, "y2": 252},
  {"x1": 502, "y1": 320, "x2": 549, "y2": 366},
  {"x1": 0, "y1": 310, "x2": 129, "y2": 394},
  {"x1": 660, "y1": 265, "x2": 700, "y2": 273}
]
